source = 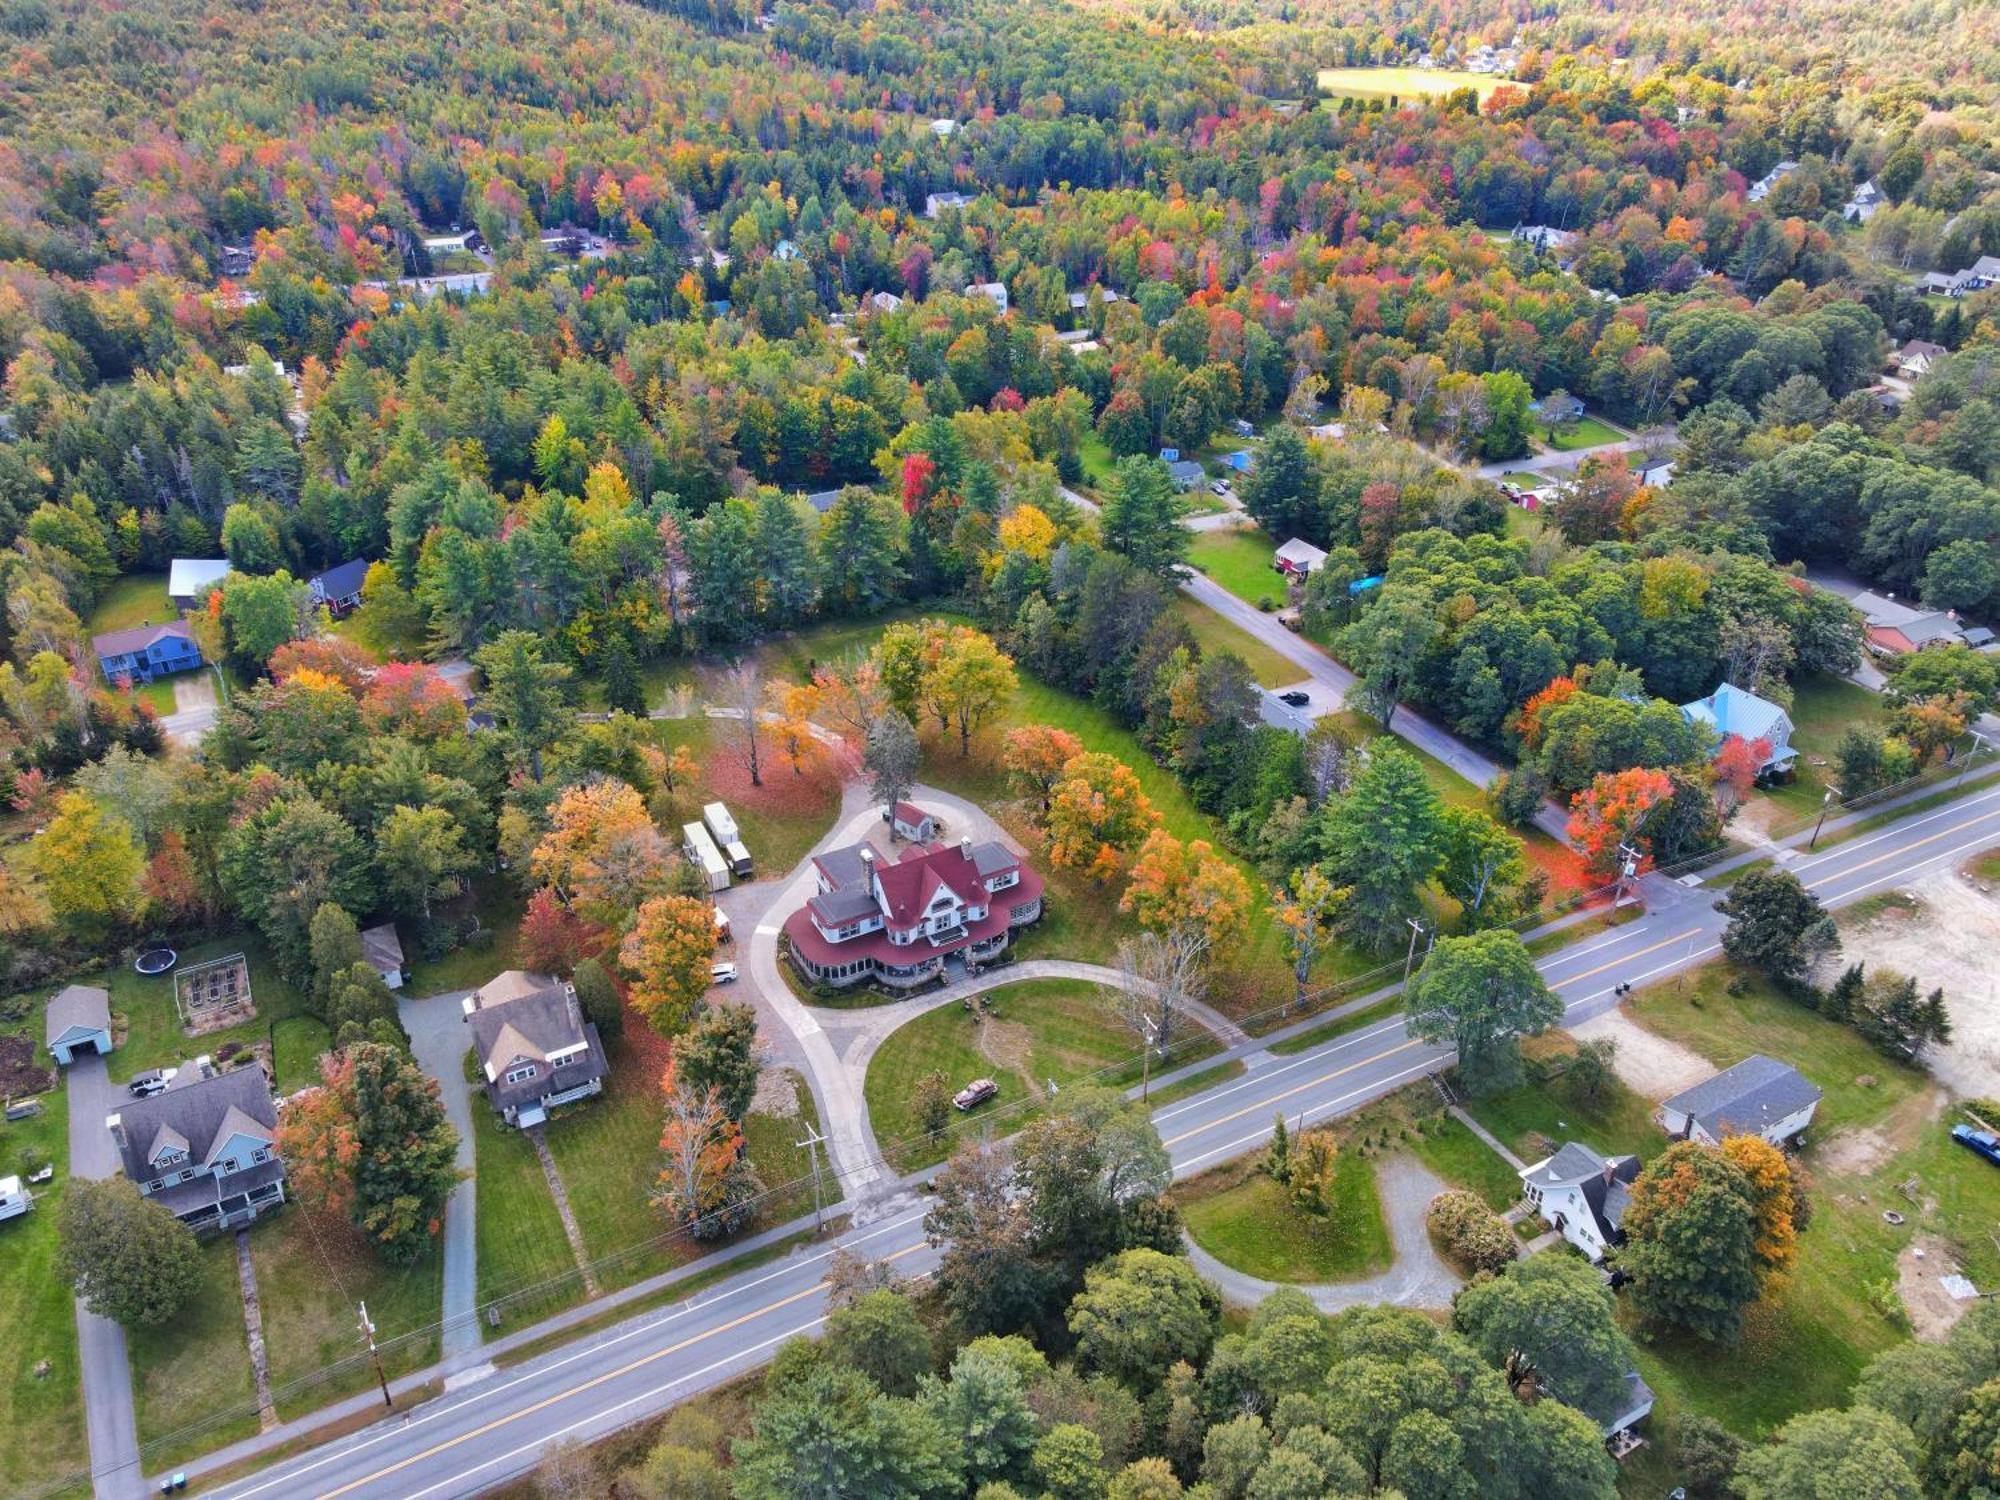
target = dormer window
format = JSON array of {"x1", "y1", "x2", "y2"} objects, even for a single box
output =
[{"x1": 505, "y1": 1063, "x2": 538, "y2": 1085}]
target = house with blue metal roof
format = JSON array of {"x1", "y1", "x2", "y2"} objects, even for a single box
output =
[{"x1": 1680, "y1": 681, "x2": 1795, "y2": 774}]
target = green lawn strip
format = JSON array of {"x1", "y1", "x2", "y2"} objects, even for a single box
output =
[
  {"x1": 329, "y1": 598, "x2": 428, "y2": 660},
  {"x1": 1757, "y1": 672, "x2": 1890, "y2": 819},
  {"x1": 0, "y1": 1067, "x2": 83, "y2": 1495},
  {"x1": 1316, "y1": 64, "x2": 1508, "y2": 101},
  {"x1": 85, "y1": 573, "x2": 174, "y2": 635},
  {"x1": 402, "y1": 876, "x2": 527, "y2": 997},
  {"x1": 1969, "y1": 848, "x2": 2000, "y2": 883},
  {"x1": 1177, "y1": 1152, "x2": 1391, "y2": 1283},
  {"x1": 1269, "y1": 996, "x2": 1400, "y2": 1055},
  {"x1": 1168, "y1": 595, "x2": 1299, "y2": 688},
  {"x1": 269, "y1": 1015, "x2": 332, "y2": 1094},
  {"x1": 1144, "y1": 1058, "x2": 1247, "y2": 1108},
  {"x1": 866, "y1": 978, "x2": 1220, "y2": 1172},
  {"x1": 471, "y1": 1094, "x2": 580, "y2": 1324},
  {"x1": 1464, "y1": 1034, "x2": 1670, "y2": 1163},
  {"x1": 251, "y1": 1209, "x2": 442, "y2": 1418},
  {"x1": 17, "y1": 931, "x2": 313, "y2": 1085},
  {"x1": 1522, "y1": 904, "x2": 1640, "y2": 959},
  {"x1": 127, "y1": 1234, "x2": 258, "y2": 1454},
  {"x1": 1077, "y1": 432, "x2": 1115, "y2": 488},
  {"x1": 737, "y1": 1069, "x2": 826, "y2": 1230},
  {"x1": 1542, "y1": 415, "x2": 1624, "y2": 451},
  {"x1": 1186, "y1": 529, "x2": 1285, "y2": 609}
]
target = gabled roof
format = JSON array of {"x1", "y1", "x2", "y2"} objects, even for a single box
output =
[
  {"x1": 310, "y1": 558, "x2": 370, "y2": 601},
  {"x1": 167, "y1": 558, "x2": 232, "y2": 598},
  {"x1": 1274, "y1": 537, "x2": 1329, "y2": 568},
  {"x1": 147, "y1": 1122, "x2": 190, "y2": 1164},
  {"x1": 46, "y1": 983, "x2": 111, "y2": 1044},
  {"x1": 360, "y1": 924, "x2": 404, "y2": 976},
  {"x1": 1522, "y1": 1141, "x2": 1616, "y2": 1189},
  {"x1": 892, "y1": 800, "x2": 932, "y2": 827},
  {"x1": 1681, "y1": 681, "x2": 1790, "y2": 744},
  {"x1": 1662, "y1": 1054, "x2": 1821, "y2": 1138},
  {"x1": 112, "y1": 1062, "x2": 280, "y2": 1186},
  {"x1": 467, "y1": 975, "x2": 592, "y2": 1077},
  {"x1": 92, "y1": 620, "x2": 194, "y2": 659},
  {"x1": 203, "y1": 1104, "x2": 275, "y2": 1165}
]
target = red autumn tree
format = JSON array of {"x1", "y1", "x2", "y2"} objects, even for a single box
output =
[
  {"x1": 1711, "y1": 735, "x2": 1772, "y2": 815},
  {"x1": 269, "y1": 635, "x2": 378, "y2": 694},
  {"x1": 1566, "y1": 767, "x2": 1675, "y2": 876},
  {"x1": 142, "y1": 830, "x2": 209, "y2": 926},
  {"x1": 900, "y1": 451, "x2": 939, "y2": 515},
  {"x1": 1513, "y1": 676, "x2": 1579, "y2": 752},
  {"x1": 361, "y1": 662, "x2": 467, "y2": 741},
  {"x1": 518, "y1": 886, "x2": 600, "y2": 976},
  {"x1": 8, "y1": 767, "x2": 57, "y2": 821}
]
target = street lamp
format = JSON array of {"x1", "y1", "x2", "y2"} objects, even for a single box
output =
[
  {"x1": 1808, "y1": 784, "x2": 1842, "y2": 851},
  {"x1": 1138, "y1": 1014, "x2": 1159, "y2": 1102}
]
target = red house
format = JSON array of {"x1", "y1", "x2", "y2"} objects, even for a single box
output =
[{"x1": 783, "y1": 836, "x2": 1045, "y2": 989}]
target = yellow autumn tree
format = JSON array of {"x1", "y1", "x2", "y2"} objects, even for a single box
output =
[
  {"x1": 1045, "y1": 752, "x2": 1159, "y2": 881},
  {"x1": 1719, "y1": 1134, "x2": 1801, "y2": 1285},
  {"x1": 531, "y1": 780, "x2": 671, "y2": 925},
  {"x1": 30, "y1": 791, "x2": 142, "y2": 940},
  {"x1": 619, "y1": 895, "x2": 717, "y2": 1037},
  {"x1": 1119, "y1": 829, "x2": 1253, "y2": 967}
]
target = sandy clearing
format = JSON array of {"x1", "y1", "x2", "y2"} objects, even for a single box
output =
[
  {"x1": 1569, "y1": 1008, "x2": 1714, "y2": 1101},
  {"x1": 1899, "y1": 1232, "x2": 1973, "y2": 1341},
  {"x1": 1830, "y1": 870, "x2": 2000, "y2": 1100}
]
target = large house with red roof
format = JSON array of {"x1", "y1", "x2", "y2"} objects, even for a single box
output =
[{"x1": 783, "y1": 834, "x2": 1045, "y2": 989}]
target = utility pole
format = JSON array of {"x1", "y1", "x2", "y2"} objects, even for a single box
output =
[
  {"x1": 1958, "y1": 731, "x2": 1990, "y2": 787},
  {"x1": 794, "y1": 1124, "x2": 827, "y2": 1233},
  {"x1": 1138, "y1": 1015, "x2": 1159, "y2": 1103},
  {"x1": 1403, "y1": 917, "x2": 1429, "y2": 983},
  {"x1": 1808, "y1": 784, "x2": 1841, "y2": 851},
  {"x1": 1612, "y1": 843, "x2": 1641, "y2": 907},
  {"x1": 358, "y1": 1301, "x2": 392, "y2": 1411}
]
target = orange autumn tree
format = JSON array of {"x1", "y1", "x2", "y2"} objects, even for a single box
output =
[
  {"x1": 1712, "y1": 734, "x2": 1773, "y2": 815},
  {"x1": 275, "y1": 1063, "x2": 363, "y2": 1222},
  {"x1": 1002, "y1": 724, "x2": 1086, "y2": 815},
  {"x1": 362, "y1": 662, "x2": 467, "y2": 741},
  {"x1": 1513, "y1": 675, "x2": 1579, "y2": 752},
  {"x1": 531, "y1": 780, "x2": 672, "y2": 925},
  {"x1": 619, "y1": 894, "x2": 716, "y2": 1036},
  {"x1": 1119, "y1": 829, "x2": 1254, "y2": 968},
  {"x1": 1719, "y1": 1134, "x2": 1802, "y2": 1285},
  {"x1": 652, "y1": 1056, "x2": 749, "y2": 1240},
  {"x1": 1566, "y1": 767, "x2": 1674, "y2": 876},
  {"x1": 765, "y1": 679, "x2": 822, "y2": 776},
  {"x1": 1045, "y1": 752, "x2": 1159, "y2": 882}
]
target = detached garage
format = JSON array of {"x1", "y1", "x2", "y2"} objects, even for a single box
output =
[{"x1": 46, "y1": 984, "x2": 113, "y2": 1066}]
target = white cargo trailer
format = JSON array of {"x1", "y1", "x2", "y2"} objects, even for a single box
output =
[{"x1": 682, "y1": 822, "x2": 730, "y2": 893}]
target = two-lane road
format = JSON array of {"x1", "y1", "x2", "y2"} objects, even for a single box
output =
[{"x1": 189, "y1": 781, "x2": 2000, "y2": 1500}]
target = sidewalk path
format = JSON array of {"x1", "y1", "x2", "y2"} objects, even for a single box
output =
[
  {"x1": 65, "y1": 1053, "x2": 145, "y2": 1500},
  {"x1": 1447, "y1": 1105, "x2": 1526, "y2": 1171},
  {"x1": 1180, "y1": 1154, "x2": 1464, "y2": 1312},
  {"x1": 396, "y1": 991, "x2": 482, "y2": 1363}
]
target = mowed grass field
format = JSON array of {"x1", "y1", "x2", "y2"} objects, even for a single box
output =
[
  {"x1": 1540, "y1": 415, "x2": 1625, "y2": 451},
  {"x1": 1179, "y1": 1150, "x2": 1392, "y2": 1283},
  {"x1": 1186, "y1": 527, "x2": 1284, "y2": 610},
  {"x1": 1317, "y1": 65, "x2": 1511, "y2": 102}
]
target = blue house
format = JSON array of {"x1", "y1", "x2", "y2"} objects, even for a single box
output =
[
  {"x1": 93, "y1": 621, "x2": 204, "y2": 686},
  {"x1": 1222, "y1": 449, "x2": 1255, "y2": 473},
  {"x1": 1680, "y1": 681, "x2": 1796, "y2": 775}
]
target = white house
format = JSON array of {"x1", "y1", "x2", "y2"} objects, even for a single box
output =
[
  {"x1": 968, "y1": 281, "x2": 1009, "y2": 315},
  {"x1": 1896, "y1": 339, "x2": 1947, "y2": 379},
  {"x1": 1747, "y1": 161, "x2": 1799, "y2": 202},
  {"x1": 1273, "y1": 537, "x2": 1330, "y2": 577},
  {"x1": 1518, "y1": 1142, "x2": 1641, "y2": 1263},
  {"x1": 1680, "y1": 681, "x2": 1796, "y2": 775},
  {"x1": 1659, "y1": 1055, "x2": 1821, "y2": 1147},
  {"x1": 361, "y1": 924, "x2": 406, "y2": 990},
  {"x1": 923, "y1": 191, "x2": 973, "y2": 219},
  {"x1": 887, "y1": 800, "x2": 939, "y2": 843},
  {"x1": 1843, "y1": 181, "x2": 1885, "y2": 224},
  {"x1": 45, "y1": 983, "x2": 113, "y2": 1066}
]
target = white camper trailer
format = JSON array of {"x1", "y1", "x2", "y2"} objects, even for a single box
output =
[
  {"x1": 682, "y1": 822, "x2": 731, "y2": 893},
  {"x1": 703, "y1": 802, "x2": 752, "y2": 877}
]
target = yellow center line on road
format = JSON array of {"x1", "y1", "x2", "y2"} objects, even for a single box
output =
[
  {"x1": 1801, "y1": 805, "x2": 2000, "y2": 891},
  {"x1": 315, "y1": 1242, "x2": 928, "y2": 1500},
  {"x1": 1546, "y1": 927, "x2": 1703, "y2": 991},
  {"x1": 1162, "y1": 1038, "x2": 1430, "y2": 1148}
]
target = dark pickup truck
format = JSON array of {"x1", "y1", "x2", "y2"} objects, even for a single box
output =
[{"x1": 1951, "y1": 1123, "x2": 2000, "y2": 1167}]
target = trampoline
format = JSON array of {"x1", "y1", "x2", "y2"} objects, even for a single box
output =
[{"x1": 134, "y1": 948, "x2": 178, "y2": 976}]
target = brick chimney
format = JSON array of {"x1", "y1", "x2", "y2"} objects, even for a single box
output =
[{"x1": 858, "y1": 846, "x2": 878, "y2": 897}]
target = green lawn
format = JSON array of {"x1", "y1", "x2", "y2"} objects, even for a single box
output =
[
  {"x1": 1186, "y1": 528, "x2": 1284, "y2": 610},
  {"x1": 85, "y1": 573, "x2": 174, "y2": 635},
  {"x1": 269, "y1": 1015, "x2": 332, "y2": 1094},
  {"x1": 1317, "y1": 65, "x2": 1510, "y2": 101},
  {"x1": 1541, "y1": 415, "x2": 1624, "y2": 451},
  {"x1": 251, "y1": 1209, "x2": 442, "y2": 1417},
  {"x1": 1466, "y1": 1032, "x2": 1671, "y2": 1163},
  {"x1": 9, "y1": 932, "x2": 312, "y2": 1085},
  {"x1": 1179, "y1": 1152, "x2": 1391, "y2": 1283},
  {"x1": 865, "y1": 978, "x2": 1220, "y2": 1171},
  {"x1": 330, "y1": 595, "x2": 430, "y2": 661},
  {"x1": 127, "y1": 1234, "x2": 260, "y2": 1456},
  {"x1": 1077, "y1": 432, "x2": 1115, "y2": 490},
  {"x1": 1269, "y1": 996, "x2": 1400, "y2": 1055},
  {"x1": 1168, "y1": 596, "x2": 1298, "y2": 689},
  {"x1": 0, "y1": 1064, "x2": 83, "y2": 1496},
  {"x1": 471, "y1": 1090, "x2": 577, "y2": 1324},
  {"x1": 1147, "y1": 1058, "x2": 1247, "y2": 1108},
  {"x1": 1760, "y1": 672, "x2": 1893, "y2": 819}
]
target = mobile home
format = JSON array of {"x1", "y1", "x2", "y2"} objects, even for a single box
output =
[{"x1": 683, "y1": 822, "x2": 731, "y2": 893}]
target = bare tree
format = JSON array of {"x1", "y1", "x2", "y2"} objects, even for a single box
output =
[
  {"x1": 535, "y1": 1438, "x2": 600, "y2": 1500},
  {"x1": 825, "y1": 1247, "x2": 902, "y2": 1310},
  {"x1": 720, "y1": 661, "x2": 764, "y2": 787},
  {"x1": 811, "y1": 650, "x2": 890, "y2": 746},
  {"x1": 1108, "y1": 929, "x2": 1207, "y2": 1055}
]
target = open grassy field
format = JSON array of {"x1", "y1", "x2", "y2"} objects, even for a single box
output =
[
  {"x1": 1465, "y1": 1032, "x2": 1672, "y2": 1164},
  {"x1": 0, "y1": 1058, "x2": 83, "y2": 1496},
  {"x1": 1179, "y1": 1150, "x2": 1391, "y2": 1283},
  {"x1": 1317, "y1": 65, "x2": 1510, "y2": 101},
  {"x1": 85, "y1": 572, "x2": 174, "y2": 635},
  {"x1": 1759, "y1": 672, "x2": 1892, "y2": 819},
  {"x1": 1540, "y1": 415, "x2": 1625, "y2": 451},
  {"x1": 865, "y1": 977, "x2": 1220, "y2": 1171},
  {"x1": 269, "y1": 1014, "x2": 332, "y2": 1094},
  {"x1": 1168, "y1": 595, "x2": 1298, "y2": 688},
  {"x1": 252, "y1": 1210, "x2": 443, "y2": 1417},
  {"x1": 127, "y1": 1234, "x2": 260, "y2": 1457},
  {"x1": 1186, "y1": 528, "x2": 1283, "y2": 610}
]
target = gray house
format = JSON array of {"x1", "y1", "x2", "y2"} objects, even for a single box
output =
[
  {"x1": 462, "y1": 971, "x2": 608, "y2": 1127},
  {"x1": 105, "y1": 1059, "x2": 286, "y2": 1233},
  {"x1": 1659, "y1": 1055, "x2": 1821, "y2": 1147},
  {"x1": 46, "y1": 984, "x2": 114, "y2": 1065}
]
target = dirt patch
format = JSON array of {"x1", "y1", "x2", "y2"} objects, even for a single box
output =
[
  {"x1": 0, "y1": 1034, "x2": 53, "y2": 1097},
  {"x1": 749, "y1": 1067, "x2": 801, "y2": 1119},
  {"x1": 1899, "y1": 1233, "x2": 1973, "y2": 1342},
  {"x1": 1569, "y1": 1008, "x2": 1712, "y2": 1101},
  {"x1": 1817, "y1": 1125, "x2": 1894, "y2": 1175},
  {"x1": 974, "y1": 1017, "x2": 1042, "y2": 1099},
  {"x1": 1826, "y1": 871, "x2": 2000, "y2": 1099}
]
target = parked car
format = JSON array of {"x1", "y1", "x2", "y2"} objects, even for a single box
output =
[
  {"x1": 1952, "y1": 1123, "x2": 2000, "y2": 1167},
  {"x1": 710, "y1": 962, "x2": 739, "y2": 985},
  {"x1": 1210, "y1": 479, "x2": 1231, "y2": 496},
  {"x1": 1278, "y1": 690, "x2": 1311, "y2": 707},
  {"x1": 953, "y1": 1078, "x2": 998, "y2": 1111},
  {"x1": 128, "y1": 1069, "x2": 176, "y2": 1098}
]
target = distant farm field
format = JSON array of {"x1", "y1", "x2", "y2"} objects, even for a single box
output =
[{"x1": 1316, "y1": 66, "x2": 1508, "y2": 102}]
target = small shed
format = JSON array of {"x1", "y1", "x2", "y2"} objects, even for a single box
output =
[
  {"x1": 46, "y1": 984, "x2": 113, "y2": 1066},
  {"x1": 888, "y1": 801, "x2": 938, "y2": 843},
  {"x1": 1273, "y1": 538, "x2": 1330, "y2": 577},
  {"x1": 361, "y1": 924, "x2": 407, "y2": 990}
]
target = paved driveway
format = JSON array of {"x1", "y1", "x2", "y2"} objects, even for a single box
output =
[
  {"x1": 397, "y1": 990, "x2": 482, "y2": 1364},
  {"x1": 160, "y1": 671, "x2": 221, "y2": 748},
  {"x1": 66, "y1": 1055, "x2": 145, "y2": 1500}
]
